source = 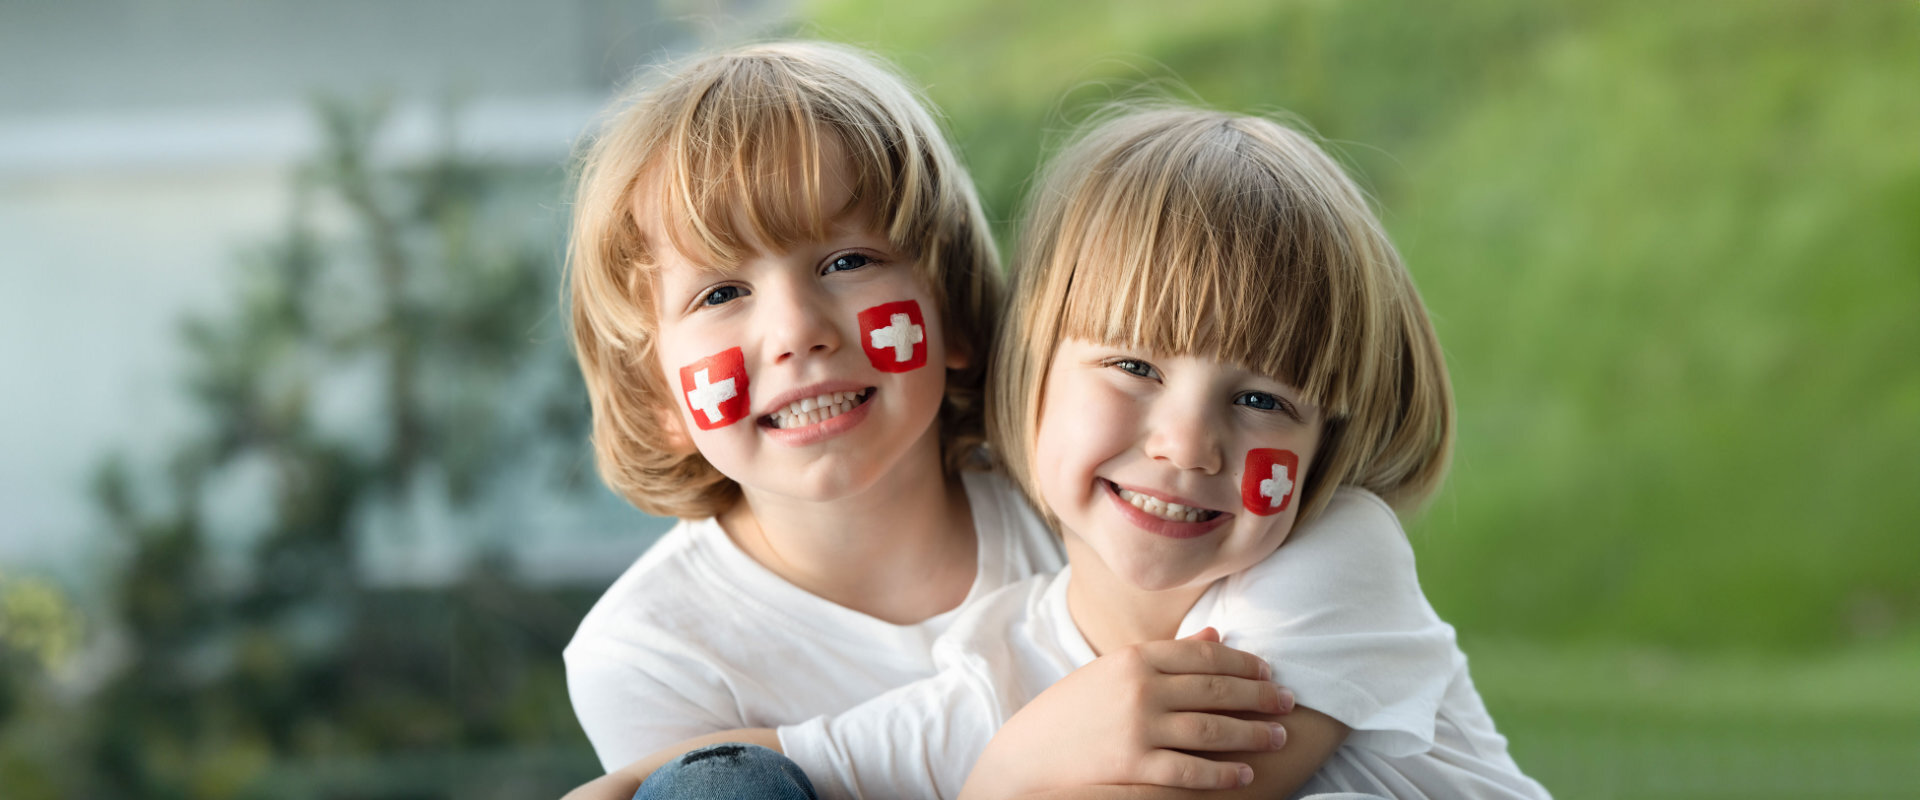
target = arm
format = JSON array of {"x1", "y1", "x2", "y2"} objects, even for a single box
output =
[
  {"x1": 559, "y1": 729, "x2": 782, "y2": 800},
  {"x1": 1007, "y1": 707, "x2": 1348, "y2": 800},
  {"x1": 959, "y1": 629, "x2": 1316, "y2": 800}
]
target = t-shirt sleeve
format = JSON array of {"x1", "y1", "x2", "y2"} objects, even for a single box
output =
[
  {"x1": 1198, "y1": 490, "x2": 1458, "y2": 758},
  {"x1": 778, "y1": 662, "x2": 999, "y2": 800},
  {"x1": 565, "y1": 637, "x2": 740, "y2": 773}
]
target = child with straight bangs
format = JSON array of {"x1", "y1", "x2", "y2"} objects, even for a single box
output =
[
  {"x1": 562, "y1": 44, "x2": 1297, "y2": 799},
  {"x1": 583, "y1": 105, "x2": 1550, "y2": 799}
]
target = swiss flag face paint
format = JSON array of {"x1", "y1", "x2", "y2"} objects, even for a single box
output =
[
  {"x1": 858, "y1": 300, "x2": 928, "y2": 373},
  {"x1": 679, "y1": 347, "x2": 751, "y2": 430},
  {"x1": 1242, "y1": 448, "x2": 1300, "y2": 516}
]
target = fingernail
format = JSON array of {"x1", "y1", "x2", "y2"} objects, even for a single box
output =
[
  {"x1": 1276, "y1": 687, "x2": 1297, "y2": 714},
  {"x1": 1268, "y1": 723, "x2": 1288, "y2": 749},
  {"x1": 1258, "y1": 660, "x2": 1272, "y2": 681},
  {"x1": 1237, "y1": 764, "x2": 1255, "y2": 787}
]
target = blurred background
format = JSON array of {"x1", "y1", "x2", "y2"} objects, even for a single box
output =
[{"x1": 1, "y1": 0, "x2": 1914, "y2": 797}]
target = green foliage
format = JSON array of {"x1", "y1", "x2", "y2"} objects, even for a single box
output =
[
  {"x1": 0, "y1": 569, "x2": 82, "y2": 673},
  {"x1": 803, "y1": 0, "x2": 1920, "y2": 652}
]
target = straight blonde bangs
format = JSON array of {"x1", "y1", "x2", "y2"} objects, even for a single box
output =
[
  {"x1": 1051, "y1": 115, "x2": 1373, "y2": 417},
  {"x1": 568, "y1": 41, "x2": 1002, "y2": 518},
  {"x1": 992, "y1": 106, "x2": 1454, "y2": 523}
]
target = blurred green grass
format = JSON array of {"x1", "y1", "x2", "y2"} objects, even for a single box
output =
[
  {"x1": 801, "y1": 0, "x2": 1920, "y2": 794},
  {"x1": 1474, "y1": 636, "x2": 1920, "y2": 798}
]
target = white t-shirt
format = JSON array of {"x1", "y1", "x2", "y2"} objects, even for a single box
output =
[
  {"x1": 565, "y1": 470, "x2": 1065, "y2": 772},
  {"x1": 779, "y1": 488, "x2": 1550, "y2": 800}
]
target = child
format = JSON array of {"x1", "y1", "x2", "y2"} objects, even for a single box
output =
[
  {"x1": 561, "y1": 42, "x2": 1288, "y2": 789},
  {"x1": 597, "y1": 105, "x2": 1550, "y2": 799}
]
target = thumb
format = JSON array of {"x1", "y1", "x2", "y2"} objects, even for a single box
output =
[{"x1": 1179, "y1": 626, "x2": 1222, "y2": 643}]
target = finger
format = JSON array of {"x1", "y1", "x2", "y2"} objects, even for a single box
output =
[
  {"x1": 1137, "y1": 639, "x2": 1272, "y2": 682},
  {"x1": 1160, "y1": 673, "x2": 1292, "y2": 715},
  {"x1": 1134, "y1": 749, "x2": 1254, "y2": 791},
  {"x1": 1150, "y1": 711, "x2": 1288, "y2": 752},
  {"x1": 1179, "y1": 626, "x2": 1222, "y2": 643}
]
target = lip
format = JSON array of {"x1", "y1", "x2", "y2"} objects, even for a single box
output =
[
  {"x1": 1101, "y1": 479, "x2": 1233, "y2": 540},
  {"x1": 758, "y1": 381, "x2": 877, "y2": 446}
]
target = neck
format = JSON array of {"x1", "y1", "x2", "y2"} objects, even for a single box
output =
[
  {"x1": 719, "y1": 428, "x2": 977, "y2": 625},
  {"x1": 1061, "y1": 537, "x2": 1213, "y2": 656}
]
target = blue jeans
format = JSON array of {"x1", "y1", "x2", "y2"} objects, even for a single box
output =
[{"x1": 633, "y1": 743, "x2": 820, "y2": 800}]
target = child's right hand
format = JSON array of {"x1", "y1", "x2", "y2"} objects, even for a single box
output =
[{"x1": 957, "y1": 627, "x2": 1295, "y2": 799}]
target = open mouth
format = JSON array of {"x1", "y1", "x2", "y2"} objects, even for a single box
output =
[
  {"x1": 761, "y1": 388, "x2": 874, "y2": 430},
  {"x1": 1106, "y1": 479, "x2": 1223, "y2": 523}
]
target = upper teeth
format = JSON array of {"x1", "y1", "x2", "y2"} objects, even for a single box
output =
[
  {"x1": 1116, "y1": 487, "x2": 1214, "y2": 523},
  {"x1": 769, "y1": 391, "x2": 863, "y2": 429}
]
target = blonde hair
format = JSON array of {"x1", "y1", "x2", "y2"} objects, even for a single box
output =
[
  {"x1": 989, "y1": 105, "x2": 1454, "y2": 523},
  {"x1": 569, "y1": 41, "x2": 1002, "y2": 517}
]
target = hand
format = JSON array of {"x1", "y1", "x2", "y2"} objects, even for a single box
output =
[{"x1": 959, "y1": 628, "x2": 1296, "y2": 799}]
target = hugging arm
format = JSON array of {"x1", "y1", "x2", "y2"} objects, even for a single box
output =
[{"x1": 988, "y1": 707, "x2": 1348, "y2": 800}]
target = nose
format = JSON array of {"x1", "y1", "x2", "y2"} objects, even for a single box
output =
[
  {"x1": 1141, "y1": 390, "x2": 1223, "y2": 474},
  {"x1": 760, "y1": 278, "x2": 842, "y2": 364}
]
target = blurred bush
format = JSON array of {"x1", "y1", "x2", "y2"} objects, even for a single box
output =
[{"x1": 0, "y1": 99, "x2": 599, "y2": 798}]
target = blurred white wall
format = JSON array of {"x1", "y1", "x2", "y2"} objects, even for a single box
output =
[{"x1": 0, "y1": 0, "x2": 788, "y2": 585}]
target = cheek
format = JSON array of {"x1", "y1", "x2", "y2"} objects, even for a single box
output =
[
  {"x1": 857, "y1": 300, "x2": 929, "y2": 373},
  {"x1": 1035, "y1": 384, "x2": 1128, "y2": 478},
  {"x1": 1032, "y1": 411, "x2": 1074, "y2": 482},
  {"x1": 1241, "y1": 448, "x2": 1300, "y2": 515},
  {"x1": 676, "y1": 347, "x2": 752, "y2": 429}
]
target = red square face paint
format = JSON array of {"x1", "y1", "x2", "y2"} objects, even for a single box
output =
[
  {"x1": 1242, "y1": 449, "x2": 1300, "y2": 516},
  {"x1": 858, "y1": 300, "x2": 928, "y2": 373},
  {"x1": 679, "y1": 347, "x2": 750, "y2": 430}
]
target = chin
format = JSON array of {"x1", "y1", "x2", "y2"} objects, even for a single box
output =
[{"x1": 1109, "y1": 556, "x2": 1200, "y2": 594}]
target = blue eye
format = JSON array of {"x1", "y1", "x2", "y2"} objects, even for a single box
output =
[
  {"x1": 1237, "y1": 392, "x2": 1279, "y2": 410},
  {"x1": 823, "y1": 253, "x2": 876, "y2": 274},
  {"x1": 1112, "y1": 359, "x2": 1159, "y2": 379},
  {"x1": 701, "y1": 285, "x2": 746, "y2": 306},
  {"x1": 1237, "y1": 391, "x2": 1301, "y2": 421}
]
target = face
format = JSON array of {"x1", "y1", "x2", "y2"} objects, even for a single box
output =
[
  {"x1": 644, "y1": 145, "x2": 960, "y2": 506},
  {"x1": 1033, "y1": 338, "x2": 1325, "y2": 593}
]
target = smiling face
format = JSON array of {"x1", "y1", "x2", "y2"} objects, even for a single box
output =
[
  {"x1": 645, "y1": 145, "x2": 960, "y2": 505},
  {"x1": 1033, "y1": 338, "x2": 1325, "y2": 594}
]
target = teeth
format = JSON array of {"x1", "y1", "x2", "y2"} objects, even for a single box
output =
[
  {"x1": 769, "y1": 391, "x2": 865, "y2": 429},
  {"x1": 1116, "y1": 487, "x2": 1216, "y2": 523}
]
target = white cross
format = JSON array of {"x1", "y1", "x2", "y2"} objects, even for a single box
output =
[
  {"x1": 1259, "y1": 464, "x2": 1294, "y2": 509},
  {"x1": 869, "y1": 313, "x2": 924, "y2": 362},
  {"x1": 685, "y1": 368, "x2": 737, "y2": 424}
]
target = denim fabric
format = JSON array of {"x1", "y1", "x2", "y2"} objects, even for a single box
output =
[{"x1": 633, "y1": 743, "x2": 821, "y2": 800}]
